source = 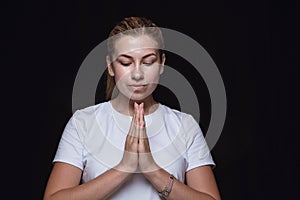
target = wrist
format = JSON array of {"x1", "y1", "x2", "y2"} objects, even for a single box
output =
[
  {"x1": 114, "y1": 163, "x2": 136, "y2": 175},
  {"x1": 158, "y1": 174, "x2": 175, "y2": 199},
  {"x1": 143, "y1": 169, "x2": 175, "y2": 199},
  {"x1": 140, "y1": 162, "x2": 160, "y2": 174},
  {"x1": 141, "y1": 163, "x2": 162, "y2": 178}
]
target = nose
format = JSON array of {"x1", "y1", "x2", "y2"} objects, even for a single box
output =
[{"x1": 131, "y1": 63, "x2": 144, "y2": 81}]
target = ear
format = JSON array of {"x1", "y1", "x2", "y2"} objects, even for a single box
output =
[
  {"x1": 106, "y1": 55, "x2": 115, "y2": 76},
  {"x1": 159, "y1": 53, "x2": 166, "y2": 75}
]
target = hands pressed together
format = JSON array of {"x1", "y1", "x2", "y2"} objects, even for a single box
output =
[{"x1": 117, "y1": 102, "x2": 160, "y2": 174}]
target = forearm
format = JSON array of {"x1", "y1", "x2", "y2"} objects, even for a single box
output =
[
  {"x1": 144, "y1": 169, "x2": 217, "y2": 200},
  {"x1": 45, "y1": 167, "x2": 130, "y2": 200}
]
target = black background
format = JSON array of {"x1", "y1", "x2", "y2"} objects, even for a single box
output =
[{"x1": 3, "y1": 0, "x2": 299, "y2": 199}]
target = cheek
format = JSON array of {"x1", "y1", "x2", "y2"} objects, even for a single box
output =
[
  {"x1": 145, "y1": 69, "x2": 161, "y2": 83},
  {"x1": 113, "y1": 68, "x2": 129, "y2": 83}
]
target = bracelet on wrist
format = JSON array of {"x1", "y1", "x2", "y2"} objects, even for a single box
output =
[{"x1": 158, "y1": 174, "x2": 174, "y2": 199}]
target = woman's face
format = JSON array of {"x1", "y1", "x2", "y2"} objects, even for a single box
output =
[{"x1": 107, "y1": 35, "x2": 165, "y2": 101}]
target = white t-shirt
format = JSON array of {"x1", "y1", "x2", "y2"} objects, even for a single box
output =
[{"x1": 53, "y1": 101, "x2": 215, "y2": 199}]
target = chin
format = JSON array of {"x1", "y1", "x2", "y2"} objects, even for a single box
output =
[
  {"x1": 117, "y1": 86, "x2": 157, "y2": 101},
  {"x1": 130, "y1": 88, "x2": 157, "y2": 101},
  {"x1": 129, "y1": 93, "x2": 151, "y2": 101}
]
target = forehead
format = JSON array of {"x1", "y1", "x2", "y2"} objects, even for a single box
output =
[{"x1": 113, "y1": 35, "x2": 159, "y2": 56}]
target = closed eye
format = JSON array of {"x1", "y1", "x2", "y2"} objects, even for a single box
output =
[
  {"x1": 143, "y1": 62, "x2": 154, "y2": 66},
  {"x1": 120, "y1": 62, "x2": 131, "y2": 66},
  {"x1": 143, "y1": 57, "x2": 157, "y2": 66}
]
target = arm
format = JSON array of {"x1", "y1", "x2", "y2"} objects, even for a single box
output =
[
  {"x1": 144, "y1": 165, "x2": 221, "y2": 200},
  {"x1": 137, "y1": 103, "x2": 221, "y2": 199},
  {"x1": 43, "y1": 162, "x2": 131, "y2": 200},
  {"x1": 44, "y1": 105, "x2": 141, "y2": 200}
]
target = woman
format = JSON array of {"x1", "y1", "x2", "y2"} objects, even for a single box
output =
[{"x1": 43, "y1": 16, "x2": 221, "y2": 200}]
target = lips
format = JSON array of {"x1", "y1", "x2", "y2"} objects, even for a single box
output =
[{"x1": 130, "y1": 84, "x2": 147, "y2": 91}]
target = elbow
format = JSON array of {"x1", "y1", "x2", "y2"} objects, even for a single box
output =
[
  {"x1": 204, "y1": 193, "x2": 221, "y2": 200},
  {"x1": 43, "y1": 194, "x2": 52, "y2": 200},
  {"x1": 43, "y1": 192, "x2": 56, "y2": 200},
  {"x1": 212, "y1": 194, "x2": 221, "y2": 200},
  {"x1": 43, "y1": 196, "x2": 50, "y2": 200}
]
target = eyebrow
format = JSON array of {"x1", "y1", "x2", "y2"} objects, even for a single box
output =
[{"x1": 117, "y1": 53, "x2": 157, "y2": 59}]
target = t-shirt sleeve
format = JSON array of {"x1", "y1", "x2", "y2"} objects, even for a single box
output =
[
  {"x1": 53, "y1": 112, "x2": 84, "y2": 170},
  {"x1": 185, "y1": 115, "x2": 215, "y2": 172}
]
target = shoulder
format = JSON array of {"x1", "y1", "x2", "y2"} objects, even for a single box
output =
[
  {"x1": 66, "y1": 102, "x2": 112, "y2": 140},
  {"x1": 70, "y1": 101, "x2": 111, "y2": 129},
  {"x1": 160, "y1": 104, "x2": 197, "y2": 124},
  {"x1": 72, "y1": 101, "x2": 110, "y2": 119},
  {"x1": 159, "y1": 104, "x2": 200, "y2": 136}
]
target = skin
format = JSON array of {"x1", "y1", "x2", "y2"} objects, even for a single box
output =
[
  {"x1": 107, "y1": 35, "x2": 164, "y2": 116},
  {"x1": 43, "y1": 35, "x2": 221, "y2": 200}
]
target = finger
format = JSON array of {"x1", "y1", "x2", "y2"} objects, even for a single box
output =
[
  {"x1": 133, "y1": 102, "x2": 139, "y2": 139},
  {"x1": 139, "y1": 124, "x2": 147, "y2": 140},
  {"x1": 139, "y1": 123, "x2": 147, "y2": 140},
  {"x1": 139, "y1": 108, "x2": 147, "y2": 141},
  {"x1": 138, "y1": 123, "x2": 150, "y2": 154},
  {"x1": 135, "y1": 102, "x2": 140, "y2": 126},
  {"x1": 128, "y1": 104, "x2": 136, "y2": 136},
  {"x1": 140, "y1": 102, "x2": 145, "y2": 127},
  {"x1": 138, "y1": 103, "x2": 143, "y2": 127}
]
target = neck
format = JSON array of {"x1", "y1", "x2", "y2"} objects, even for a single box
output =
[{"x1": 110, "y1": 94, "x2": 159, "y2": 116}]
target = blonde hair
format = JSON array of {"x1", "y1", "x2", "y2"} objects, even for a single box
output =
[{"x1": 106, "y1": 16, "x2": 165, "y2": 100}]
